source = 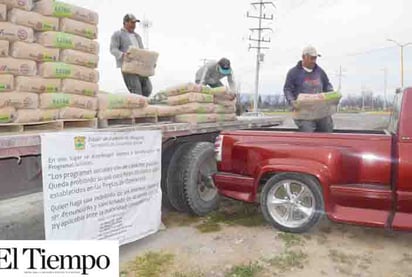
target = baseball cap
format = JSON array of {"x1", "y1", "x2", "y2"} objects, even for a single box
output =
[
  {"x1": 218, "y1": 58, "x2": 232, "y2": 75},
  {"x1": 302, "y1": 46, "x2": 321, "y2": 57},
  {"x1": 123, "y1": 14, "x2": 140, "y2": 23}
]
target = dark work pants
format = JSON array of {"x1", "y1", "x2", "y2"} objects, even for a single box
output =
[{"x1": 122, "y1": 72, "x2": 152, "y2": 97}]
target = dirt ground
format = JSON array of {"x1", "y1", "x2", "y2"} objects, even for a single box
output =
[{"x1": 120, "y1": 198, "x2": 412, "y2": 277}]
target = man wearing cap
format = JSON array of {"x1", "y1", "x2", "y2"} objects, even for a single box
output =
[
  {"x1": 110, "y1": 14, "x2": 152, "y2": 97},
  {"x1": 195, "y1": 58, "x2": 236, "y2": 91},
  {"x1": 283, "y1": 46, "x2": 334, "y2": 132}
]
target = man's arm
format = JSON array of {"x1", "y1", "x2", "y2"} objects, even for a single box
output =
[
  {"x1": 227, "y1": 73, "x2": 236, "y2": 92},
  {"x1": 110, "y1": 31, "x2": 123, "y2": 60},
  {"x1": 283, "y1": 69, "x2": 297, "y2": 104},
  {"x1": 195, "y1": 66, "x2": 209, "y2": 85},
  {"x1": 136, "y1": 33, "x2": 144, "y2": 49},
  {"x1": 321, "y1": 69, "x2": 334, "y2": 92}
]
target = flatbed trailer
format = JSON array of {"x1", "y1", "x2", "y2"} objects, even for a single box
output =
[{"x1": 0, "y1": 117, "x2": 283, "y2": 215}]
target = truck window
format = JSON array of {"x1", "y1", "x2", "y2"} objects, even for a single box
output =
[{"x1": 388, "y1": 91, "x2": 404, "y2": 134}]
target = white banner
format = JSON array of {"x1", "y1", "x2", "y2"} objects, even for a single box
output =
[
  {"x1": 41, "y1": 131, "x2": 162, "y2": 245},
  {"x1": 0, "y1": 240, "x2": 118, "y2": 277}
]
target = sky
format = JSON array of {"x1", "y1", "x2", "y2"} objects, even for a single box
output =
[{"x1": 64, "y1": 0, "x2": 412, "y2": 99}]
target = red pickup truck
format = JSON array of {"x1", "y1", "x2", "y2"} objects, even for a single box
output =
[{"x1": 213, "y1": 88, "x2": 412, "y2": 233}]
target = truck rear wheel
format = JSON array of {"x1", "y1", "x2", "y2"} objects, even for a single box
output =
[
  {"x1": 260, "y1": 173, "x2": 323, "y2": 233},
  {"x1": 179, "y1": 142, "x2": 220, "y2": 216},
  {"x1": 166, "y1": 143, "x2": 195, "y2": 212}
]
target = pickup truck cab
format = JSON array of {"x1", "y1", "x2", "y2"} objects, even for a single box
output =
[{"x1": 214, "y1": 88, "x2": 412, "y2": 233}]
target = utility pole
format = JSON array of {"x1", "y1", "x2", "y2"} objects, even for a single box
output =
[
  {"x1": 335, "y1": 65, "x2": 345, "y2": 112},
  {"x1": 382, "y1": 67, "x2": 388, "y2": 110},
  {"x1": 336, "y1": 65, "x2": 346, "y2": 91},
  {"x1": 247, "y1": 0, "x2": 275, "y2": 112},
  {"x1": 141, "y1": 18, "x2": 152, "y2": 49},
  {"x1": 387, "y1": 39, "x2": 412, "y2": 88}
]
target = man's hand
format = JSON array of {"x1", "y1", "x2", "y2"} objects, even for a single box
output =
[{"x1": 291, "y1": 100, "x2": 299, "y2": 110}]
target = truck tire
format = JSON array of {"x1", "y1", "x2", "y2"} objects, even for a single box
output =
[
  {"x1": 161, "y1": 146, "x2": 175, "y2": 209},
  {"x1": 260, "y1": 173, "x2": 324, "y2": 233},
  {"x1": 180, "y1": 142, "x2": 220, "y2": 216},
  {"x1": 166, "y1": 143, "x2": 195, "y2": 212}
]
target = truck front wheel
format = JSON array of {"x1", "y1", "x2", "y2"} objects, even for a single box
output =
[{"x1": 260, "y1": 173, "x2": 324, "y2": 233}]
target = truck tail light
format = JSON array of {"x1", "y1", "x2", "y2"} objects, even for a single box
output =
[{"x1": 214, "y1": 135, "x2": 224, "y2": 162}]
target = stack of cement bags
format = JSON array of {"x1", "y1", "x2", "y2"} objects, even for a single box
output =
[
  {"x1": 156, "y1": 83, "x2": 237, "y2": 124},
  {"x1": 35, "y1": 0, "x2": 99, "y2": 120},
  {"x1": 97, "y1": 92, "x2": 157, "y2": 121},
  {"x1": 0, "y1": 0, "x2": 99, "y2": 124},
  {"x1": 212, "y1": 86, "x2": 237, "y2": 122}
]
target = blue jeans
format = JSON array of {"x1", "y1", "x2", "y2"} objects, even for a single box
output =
[{"x1": 294, "y1": 116, "x2": 334, "y2": 133}]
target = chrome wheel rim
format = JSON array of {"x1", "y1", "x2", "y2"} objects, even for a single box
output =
[{"x1": 266, "y1": 179, "x2": 316, "y2": 228}]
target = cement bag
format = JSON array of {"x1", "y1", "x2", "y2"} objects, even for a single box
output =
[
  {"x1": 59, "y1": 107, "x2": 96, "y2": 119},
  {"x1": 0, "y1": 0, "x2": 32, "y2": 11},
  {"x1": 38, "y1": 62, "x2": 99, "y2": 83},
  {"x1": 160, "y1": 82, "x2": 211, "y2": 96},
  {"x1": 0, "y1": 4, "x2": 6, "y2": 21},
  {"x1": 296, "y1": 91, "x2": 342, "y2": 105},
  {"x1": 97, "y1": 92, "x2": 148, "y2": 109},
  {"x1": 40, "y1": 93, "x2": 97, "y2": 110},
  {"x1": 0, "y1": 22, "x2": 33, "y2": 42},
  {"x1": 122, "y1": 47, "x2": 158, "y2": 77},
  {"x1": 0, "y1": 107, "x2": 16, "y2": 122},
  {"x1": 0, "y1": 74, "x2": 13, "y2": 91},
  {"x1": 294, "y1": 91, "x2": 341, "y2": 120},
  {"x1": 293, "y1": 104, "x2": 337, "y2": 121},
  {"x1": 215, "y1": 104, "x2": 236, "y2": 114},
  {"x1": 213, "y1": 87, "x2": 236, "y2": 101},
  {"x1": 153, "y1": 105, "x2": 176, "y2": 117},
  {"x1": 10, "y1": 41, "x2": 59, "y2": 62},
  {"x1": 62, "y1": 79, "x2": 97, "y2": 97},
  {"x1": 214, "y1": 98, "x2": 236, "y2": 107},
  {"x1": 15, "y1": 108, "x2": 59, "y2": 122},
  {"x1": 59, "y1": 18, "x2": 97, "y2": 39},
  {"x1": 15, "y1": 76, "x2": 60, "y2": 93},
  {"x1": 173, "y1": 103, "x2": 215, "y2": 115},
  {"x1": 8, "y1": 8, "x2": 58, "y2": 31},
  {"x1": 174, "y1": 113, "x2": 217, "y2": 124},
  {"x1": 97, "y1": 109, "x2": 132, "y2": 120},
  {"x1": 216, "y1": 113, "x2": 237, "y2": 122},
  {"x1": 132, "y1": 106, "x2": 158, "y2": 118},
  {"x1": 0, "y1": 92, "x2": 38, "y2": 109},
  {"x1": 36, "y1": 31, "x2": 99, "y2": 54},
  {"x1": 34, "y1": 0, "x2": 99, "y2": 25},
  {"x1": 60, "y1": 49, "x2": 98, "y2": 68},
  {"x1": 167, "y1": 93, "x2": 213, "y2": 106},
  {"x1": 0, "y1": 40, "x2": 9, "y2": 56},
  {"x1": 0, "y1": 58, "x2": 36, "y2": 76}
]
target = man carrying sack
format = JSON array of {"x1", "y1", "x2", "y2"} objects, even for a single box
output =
[
  {"x1": 110, "y1": 14, "x2": 153, "y2": 97},
  {"x1": 283, "y1": 46, "x2": 336, "y2": 132}
]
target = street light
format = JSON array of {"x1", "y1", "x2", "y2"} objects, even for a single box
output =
[{"x1": 387, "y1": 39, "x2": 412, "y2": 88}]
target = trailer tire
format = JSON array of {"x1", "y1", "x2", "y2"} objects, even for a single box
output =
[
  {"x1": 161, "y1": 146, "x2": 175, "y2": 209},
  {"x1": 166, "y1": 143, "x2": 195, "y2": 212},
  {"x1": 260, "y1": 173, "x2": 323, "y2": 233},
  {"x1": 180, "y1": 142, "x2": 220, "y2": 216}
]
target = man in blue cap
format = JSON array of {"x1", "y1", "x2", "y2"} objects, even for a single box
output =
[{"x1": 195, "y1": 58, "x2": 236, "y2": 91}]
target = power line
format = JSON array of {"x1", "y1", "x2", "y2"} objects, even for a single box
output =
[{"x1": 247, "y1": 0, "x2": 275, "y2": 112}]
